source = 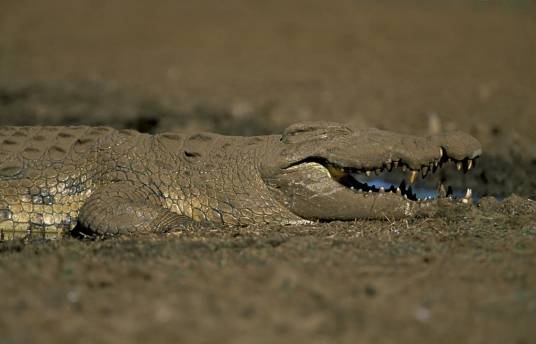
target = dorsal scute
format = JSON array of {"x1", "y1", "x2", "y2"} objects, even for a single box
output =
[{"x1": 0, "y1": 126, "x2": 116, "y2": 176}]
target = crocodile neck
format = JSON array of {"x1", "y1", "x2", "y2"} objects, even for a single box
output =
[{"x1": 98, "y1": 130, "x2": 303, "y2": 225}]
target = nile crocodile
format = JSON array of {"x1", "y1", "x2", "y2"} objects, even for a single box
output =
[{"x1": 0, "y1": 122, "x2": 481, "y2": 240}]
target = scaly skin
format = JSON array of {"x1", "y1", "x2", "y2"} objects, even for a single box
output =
[{"x1": 0, "y1": 122, "x2": 481, "y2": 240}]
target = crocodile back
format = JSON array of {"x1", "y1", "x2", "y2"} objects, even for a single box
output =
[{"x1": 0, "y1": 126, "x2": 115, "y2": 239}]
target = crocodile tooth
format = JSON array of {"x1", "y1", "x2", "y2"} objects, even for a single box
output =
[
  {"x1": 401, "y1": 165, "x2": 407, "y2": 172},
  {"x1": 462, "y1": 188, "x2": 472, "y2": 204},
  {"x1": 421, "y1": 166, "x2": 429, "y2": 178},
  {"x1": 407, "y1": 170, "x2": 418, "y2": 184},
  {"x1": 387, "y1": 163, "x2": 393, "y2": 172},
  {"x1": 437, "y1": 183, "x2": 447, "y2": 198},
  {"x1": 456, "y1": 161, "x2": 462, "y2": 171},
  {"x1": 379, "y1": 187, "x2": 385, "y2": 193},
  {"x1": 327, "y1": 166, "x2": 345, "y2": 180},
  {"x1": 467, "y1": 159, "x2": 473, "y2": 170},
  {"x1": 368, "y1": 190, "x2": 372, "y2": 193},
  {"x1": 375, "y1": 168, "x2": 382, "y2": 175},
  {"x1": 396, "y1": 187, "x2": 402, "y2": 195},
  {"x1": 365, "y1": 170, "x2": 372, "y2": 177},
  {"x1": 393, "y1": 161, "x2": 399, "y2": 168},
  {"x1": 439, "y1": 147, "x2": 444, "y2": 158}
]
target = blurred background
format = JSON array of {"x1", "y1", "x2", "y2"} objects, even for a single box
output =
[{"x1": 0, "y1": 0, "x2": 535, "y2": 192}]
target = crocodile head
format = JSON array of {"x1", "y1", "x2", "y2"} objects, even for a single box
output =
[{"x1": 261, "y1": 122, "x2": 482, "y2": 220}]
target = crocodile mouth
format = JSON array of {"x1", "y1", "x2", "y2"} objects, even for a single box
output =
[{"x1": 295, "y1": 147, "x2": 478, "y2": 203}]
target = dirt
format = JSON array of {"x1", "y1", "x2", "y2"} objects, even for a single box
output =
[{"x1": 0, "y1": 1, "x2": 535, "y2": 343}]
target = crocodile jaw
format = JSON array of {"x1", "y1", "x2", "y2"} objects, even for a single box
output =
[
  {"x1": 261, "y1": 122, "x2": 482, "y2": 220},
  {"x1": 266, "y1": 157, "x2": 477, "y2": 220},
  {"x1": 265, "y1": 162, "x2": 423, "y2": 220}
]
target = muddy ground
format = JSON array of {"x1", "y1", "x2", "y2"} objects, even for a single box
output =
[{"x1": 0, "y1": 1, "x2": 535, "y2": 343}]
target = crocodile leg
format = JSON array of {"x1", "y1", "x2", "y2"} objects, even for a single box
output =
[{"x1": 78, "y1": 182, "x2": 194, "y2": 237}]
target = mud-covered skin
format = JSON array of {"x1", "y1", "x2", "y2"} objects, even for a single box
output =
[{"x1": 0, "y1": 122, "x2": 481, "y2": 240}]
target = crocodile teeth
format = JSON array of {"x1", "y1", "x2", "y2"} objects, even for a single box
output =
[
  {"x1": 461, "y1": 188, "x2": 472, "y2": 204},
  {"x1": 327, "y1": 166, "x2": 345, "y2": 180},
  {"x1": 407, "y1": 170, "x2": 418, "y2": 184},
  {"x1": 437, "y1": 183, "x2": 447, "y2": 198},
  {"x1": 463, "y1": 159, "x2": 473, "y2": 173},
  {"x1": 334, "y1": 149, "x2": 477, "y2": 201},
  {"x1": 421, "y1": 166, "x2": 429, "y2": 178}
]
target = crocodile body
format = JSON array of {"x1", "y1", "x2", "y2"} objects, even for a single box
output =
[{"x1": 0, "y1": 122, "x2": 481, "y2": 240}]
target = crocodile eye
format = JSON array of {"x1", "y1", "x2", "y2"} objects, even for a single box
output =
[
  {"x1": 281, "y1": 121, "x2": 352, "y2": 144},
  {"x1": 184, "y1": 150, "x2": 201, "y2": 159}
]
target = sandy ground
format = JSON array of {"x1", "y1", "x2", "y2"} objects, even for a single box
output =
[{"x1": 0, "y1": 1, "x2": 535, "y2": 343}]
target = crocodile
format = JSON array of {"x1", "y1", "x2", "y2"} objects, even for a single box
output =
[{"x1": 0, "y1": 122, "x2": 481, "y2": 240}]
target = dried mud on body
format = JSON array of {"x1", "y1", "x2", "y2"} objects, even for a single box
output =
[{"x1": 1, "y1": 1, "x2": 536, "y2": 343}]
